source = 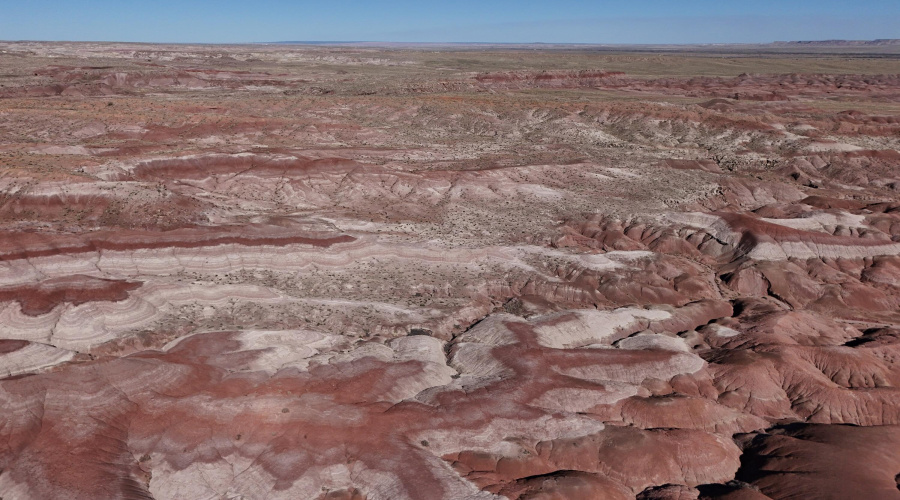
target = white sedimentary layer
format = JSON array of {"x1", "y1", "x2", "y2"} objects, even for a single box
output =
[
  {"x1": 0, "y1": 237, "x2": 535, "y2": 286},
  {"x1": 451, "y1": 343, "x2": 514, "y2": 380},
  {"x1": 31, "y1": 145, "x2": 92, "y2": 155},
  {"x1": 807, "y1": 141, "x2": 863, "y2": 152},
  {"x1": 761, "y1": 211, "x2": 867, "y2": 232},
  {"x1": 533, "y1": 308, "x2": 672, "y2": 349},
  {"x1": 665, "y1": 212, "x2": 900, "y2": 261},
  {"x1": 421, "y1": 414, "x2": 606, "y2": 458},
  {"x1": 163, "y1": 329, "x2": 341, "y2": 372},
  {"x1": 615, "y1": 333, "x2": 691, "y2": 352},
  {"x1": 749, "y1": 240, "x2": 900, "y2": 261},
  {"x1": 319, "y1": 335, "x2": 457, "y2": 402},
  {"x1": 559, "y1": 352, "x2": 706, "y2": 384},
  {"x1": 0, "y1": 178, "x2": 167, "y2": 204},
  {"x1": 455, "y1": 314, "x2": 522, "y2": 346},
  {"x1": 0, "y1": 234, "x2": 664, "y2": 351},
  {"x1": 707, "y1": 324, "x2": 741, "y2": 338},
  {"x1": 447, "y1": 307, "x2": 710, "y2": 417},
  {"x1": 663, "y1": 212, "x2": 739, "y2": 239},
  {"x1": 148, "y1": 454, "x2": 500, "y2": 500},
  {"x1": 531, "y1": 384, "x2": 640, "y2": 412},
  {"x1": 521, "y1": 246, "x2": 652, "y2": 272},
  {"x1": 0, "y1": 282, "x2": 282, "y2": 350},
  {"x1": 166, "y1": 329, "x2": 456, "y2": 402},
  {"x1": 0, "y1": 342, "x2": 76, "y2": 378}
]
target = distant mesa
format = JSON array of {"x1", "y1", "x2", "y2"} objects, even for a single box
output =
[{"x1": 772, "y1": 39, "x2": 900, "y2": 46}]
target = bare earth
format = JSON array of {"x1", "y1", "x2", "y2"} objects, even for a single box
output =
[{"x1": 1, "y1": 41, "x2": 900, "y2": 500}]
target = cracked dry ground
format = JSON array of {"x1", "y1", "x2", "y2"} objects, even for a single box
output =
[{"x1": 2, "y1": 42, "x2": 900, "y2": 500}]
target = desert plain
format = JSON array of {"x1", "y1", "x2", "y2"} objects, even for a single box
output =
[{"x1": 1, "y1": 41, "x2": 900, "y2": 499}]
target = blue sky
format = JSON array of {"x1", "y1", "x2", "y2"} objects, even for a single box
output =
[{"x1": 1, "y1": 0, "x2": 898, "y2": 44}]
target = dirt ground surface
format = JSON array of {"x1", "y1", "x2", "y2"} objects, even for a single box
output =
[{"x1": 2, "y1": 41, "x2": 900, "y2": 500}]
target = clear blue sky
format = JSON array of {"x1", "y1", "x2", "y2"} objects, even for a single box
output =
[{"x1": 1, "y1": 0, "x2": 898, "y2": 44}]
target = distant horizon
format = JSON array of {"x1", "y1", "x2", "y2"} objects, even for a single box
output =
[
  {"x1": 3, "y1": 38, "x2": 899, "y2": 48},
  {"x1": 1, "y1": 1, "x2": 898, "y2": 45}
]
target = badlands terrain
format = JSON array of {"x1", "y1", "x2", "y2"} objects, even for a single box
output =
[{"x1": 1, "y1": 41, "x2": 900, "y2": 499}]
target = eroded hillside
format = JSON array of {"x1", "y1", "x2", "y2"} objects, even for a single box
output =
[{"x1": 1, "y1": 42, "x2": 900, "y2": 500}]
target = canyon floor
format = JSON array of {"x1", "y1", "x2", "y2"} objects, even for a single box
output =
[{"x1": 1, "y1": 41, "x2": 900, "y2": 500}]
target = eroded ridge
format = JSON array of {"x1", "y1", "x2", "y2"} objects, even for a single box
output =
[{"x1": 1, "y1": 41, "x2": 900, "y2": 499}]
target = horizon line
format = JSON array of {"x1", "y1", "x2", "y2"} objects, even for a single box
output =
[{"x1": 3, "y1": 38, "x2": 900, "y2": 47}]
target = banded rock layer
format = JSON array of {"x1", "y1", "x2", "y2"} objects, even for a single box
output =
[{"x1": 1, "y1": 42, "x2": 900, "y2": 499}]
